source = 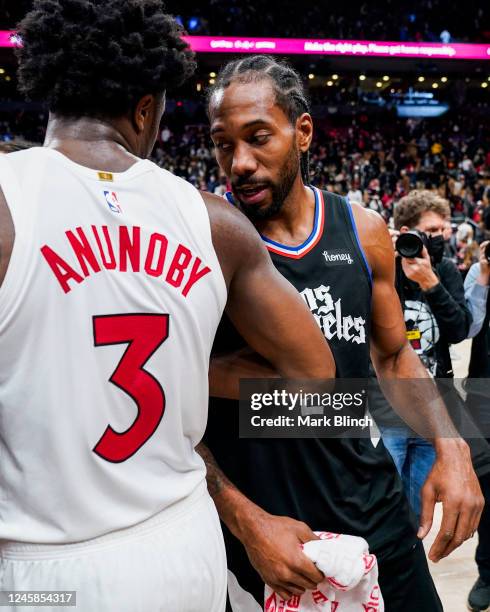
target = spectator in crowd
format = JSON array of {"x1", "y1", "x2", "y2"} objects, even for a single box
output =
[
  {"x1": 160, "y1": 125, "x2": 172, "y2": 143},
  {"x1": 346, "y1": 181, "x2": 362, "y2": 204},
  {"x1": 457, "y1": 222, "x2": 480, "y2": 275},
  {"x1": 443, "y1": 218, "x2": 457, "y2": 260},
  {"x1": 213, "y1": 176, "x2": 228, "y2": 196}
]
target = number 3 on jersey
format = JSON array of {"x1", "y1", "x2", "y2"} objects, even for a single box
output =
[{"x1": 92, "y1": 313, "x2": 169, "y2": 463}]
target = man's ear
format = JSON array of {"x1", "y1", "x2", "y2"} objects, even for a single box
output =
[
  {"x1": 296, "y1": 113, "x2": 313, "y2": 153},
  {"x1": 133, "y1": 94, "x2": 155, "y2": 133}
]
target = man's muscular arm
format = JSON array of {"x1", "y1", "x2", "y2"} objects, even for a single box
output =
[
  {"x1": 196, "y1": 442, "x2": 324, "y2": 601},
  {"x1": 352, "y1": 204, "x2": 484, "y2": 563},
  {"x1": 196, "y1": 442, "x2": 237, "y2": 498},
  {"x1": 199, "y1": 192, "x2": 333, "y2": 598},
  {"x1": 209, "y1": 348, "x2": 277, "y2": 398}
]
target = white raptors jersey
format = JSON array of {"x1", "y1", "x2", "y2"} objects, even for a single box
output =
[{"x1": 0, "y1": 147, "x2": 227, "y2": 543}]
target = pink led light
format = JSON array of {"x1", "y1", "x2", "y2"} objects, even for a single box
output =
[
  {"x1": 1, "y1": 31, "x2": 489, "y2": 60},
  {"x1": 0, "y1": 31, "x2": 19, "y2": 47},
  {"x1": 182, "y1": 36, "x2": 490, "y2": 61}
]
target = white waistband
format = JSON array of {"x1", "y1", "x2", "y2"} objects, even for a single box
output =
[{"x1": 0, "y1": 481, "x2": 208, "y2": 560}]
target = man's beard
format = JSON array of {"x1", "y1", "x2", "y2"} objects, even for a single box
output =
[{"x1": 233, "y1": 146, "x2": 300, "y2": 221}]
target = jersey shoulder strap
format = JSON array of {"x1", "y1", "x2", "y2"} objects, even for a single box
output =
[{"x1": 321, "y1": 189, "x2": 373, "y2": 286}]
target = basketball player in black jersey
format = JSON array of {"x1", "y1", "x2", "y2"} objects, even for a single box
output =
[{"x1": 199, "y1": 56, "x2": 483, "y2": 611}]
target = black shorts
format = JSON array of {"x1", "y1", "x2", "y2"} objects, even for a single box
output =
[
  {"x1": 377, "y1": 540, "x2": 442, "y2": 611},
  {"x1": 225, "y1": 539, "x2": 442, "y2": 612}
]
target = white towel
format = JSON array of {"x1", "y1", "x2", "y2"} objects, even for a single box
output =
[{"x1": 264, "y1": 531, "x2": 384, "y2": 611}]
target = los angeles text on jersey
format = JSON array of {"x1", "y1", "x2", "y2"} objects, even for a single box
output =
[
  {"x1": 300, "y1": 284, "x2": 366, "y2": 344},
  {"x1": 40, "y1": 225, "x2": 211, "y2": 296}
]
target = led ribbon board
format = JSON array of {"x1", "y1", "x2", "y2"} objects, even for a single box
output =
[{"x1": 1, "y1": 31, "x2": 489, "y2": 60}]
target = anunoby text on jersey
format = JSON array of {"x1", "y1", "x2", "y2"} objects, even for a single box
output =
[{"x1": 40, "y1": 225, "x2": 211, "y2": 297}]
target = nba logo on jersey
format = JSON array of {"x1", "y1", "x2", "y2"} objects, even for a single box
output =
[{"x1": 104, "y1": 190, "x2": 122, "y2": 213}]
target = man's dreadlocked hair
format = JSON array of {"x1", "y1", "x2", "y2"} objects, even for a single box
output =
[
  {"x1": 208, "y1": 55, "x2": 312, "y2": 184},
  {"x1": 15, "y1": 0, "x2": 196, "y2": 118}
]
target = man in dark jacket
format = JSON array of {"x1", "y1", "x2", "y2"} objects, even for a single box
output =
[
  {"x1": 372, "y1": 190, "x2": 472, "y2": 519},
  {"x1": 393, "y1": 191, "x2": 471, "y2": 378}
]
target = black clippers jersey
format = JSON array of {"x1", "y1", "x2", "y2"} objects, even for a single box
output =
[{"x1": 205, "y1": 188, "x2": 416, "y2": 605}]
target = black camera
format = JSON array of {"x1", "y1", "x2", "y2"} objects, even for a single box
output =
[
  {"x1": 486, "y1": 242, "x2": 490, "y2": 263},
  {"x1": 396, "y1": 230, "x2": 428, "y2": 258}
]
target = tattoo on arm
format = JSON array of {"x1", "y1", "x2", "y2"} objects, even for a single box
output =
[{"x1": 196, "y1": 442, "x2": 237, "y2": 498}]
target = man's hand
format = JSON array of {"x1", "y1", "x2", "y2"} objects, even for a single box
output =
[
  {"x1": 196, "y1": 443, "x2": 324, "y2": 600},
  {"x1": 401, "y1": 246, "x2": 439, "y2": 291},
  {"x1": 388, "y1": 228, "x2": 399, "y2": 254},
  {"x1": 238, "y1": 507, "x2": 324, "y2": 601},
  {"x1": 477, "y1": 240, "x2": 490, "y2": 286},
  {"x1": 418, "y1": 439, "x2": 484, "y2": 562}
]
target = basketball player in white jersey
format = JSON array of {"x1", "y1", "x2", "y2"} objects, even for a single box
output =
[{"x1": 0, "y1": 2, "x2": 335, "y2": 610}]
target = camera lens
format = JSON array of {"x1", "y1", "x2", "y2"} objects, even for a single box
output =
[{"x1": 396, "y1": 233, "x2": 424, "y2": 258}]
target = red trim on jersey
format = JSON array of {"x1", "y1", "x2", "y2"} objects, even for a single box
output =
[{"x1": 264, "y1": 189, "x2": 325, "y2": 259}]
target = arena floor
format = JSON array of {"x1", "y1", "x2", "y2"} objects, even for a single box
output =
[{"x1": 427, "y1": 338, "x2": 478, "y2": 611}]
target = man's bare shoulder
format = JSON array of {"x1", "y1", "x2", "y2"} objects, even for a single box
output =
[
  {"x1": 200, "y1": 191, "x2": 257, "y2": 241},
  {"x1": 350, "y1": 202, "x2": 388, "y2": 247},
  {"x1": 350, "y1": 201, "x2": 394, "y2": 276},
  {"x1": 199, "y1": 190, "x2": 270, "y2": 287}
]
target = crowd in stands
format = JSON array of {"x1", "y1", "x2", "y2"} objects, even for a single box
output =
[
  {"x1": 1, "y1": 0, "x2": 488, "y2": 43},
  {"x1": 169, "y1": 0, "x2": 489, "y2": 43},
  {"x1": 153, "y1": 111, "x2": 490, "y2": 270},
  {"x1": 2, "y1": 105, "x2": 490, "y2": 275},
  {"x1": 109, "y1": 109, "x2": 490, "y2": 274}
]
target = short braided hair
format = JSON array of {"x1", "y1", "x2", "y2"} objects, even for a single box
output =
[
  {"x1": 16, "y1": 0, "x2": 196, "y2": 118},
  {"x1": 208, "y1": 55, "x2": 311, "y2": 183}
]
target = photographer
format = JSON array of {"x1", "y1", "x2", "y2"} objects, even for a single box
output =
[
  {"x1": 393, "y1": 191, "x2": 471, "y2": 378},
  {"x1": 371, "y1": 190, "x2": 472, "y2": 519}
]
